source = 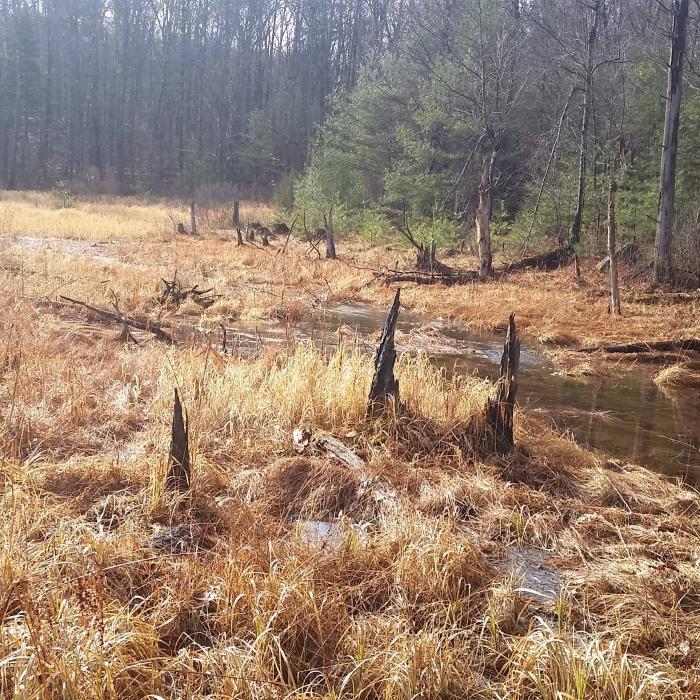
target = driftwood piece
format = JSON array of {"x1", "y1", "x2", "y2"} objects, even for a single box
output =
[
  {"x1": 505, "y1": 247, "x2": 572, "y2": 273},
  {"x1": 167, "y1": 389, "x2": 190, "y2": 491},
  {"x1": 367, "y1": 289, "x2": 401, "y2": 413},
  {"x1": 292, "y1": 428, "x2": 365, "y2": 470},
  {"x1": 579, "y1": 339, "x2": 700, "y2": 355},
  {"x1": 486, "y1": 313, "x2": 521, "y2": 454},
  {"x1": 59, "y1": 295, "x2": 173, "y2": 342},
  {"x1": 160, "y1": 275, "x2": 219, "y2": 308},
  {"x1": 397, "y1": 212, "x2": 453, "y2": 276}
]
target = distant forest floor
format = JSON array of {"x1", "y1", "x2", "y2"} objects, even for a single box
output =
[{"x1": 1, "y1": 191, "x2": 700, "y2": 697}]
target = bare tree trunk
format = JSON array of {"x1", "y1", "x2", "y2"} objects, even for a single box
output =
[
  {"x1": 570, "y1": 0, "x2": 601, "y2": 248},
  {"x1": 607, "y1": 172, "x2": 621, "y2": 315},
  {"x1": 236, "y1": 228, "x2": 244, "y2": 246},
  {"x1": 231, "y1": 200, "x2": 240, "y2": 228},
  {"x1": 190, "y1": 200, "x2": 197, "y2": 235},
  {"x1": 655, "y1": 0, "x2": 689, "y2": 285},
  {"x1": 476, "y1": 151, "x2": 495, "y2": 281},
  {"x1": 325, "y1": 205, "x2": 337, "y2": 259}
]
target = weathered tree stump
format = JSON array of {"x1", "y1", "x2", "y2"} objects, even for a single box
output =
[
  {"x1": 167, "y1": 389, "x2": 190, "y2": 491},
  {"x1": 236, "y1": 228, "x2": 244, "y2": 246},
  {"x1": 486, "y1": 313, "x2": 520, "y2": 454},
  {"x1": 325, "y1": 206, "x2": 337, "y2": 259},
  {"x1": 260, "y1": 227, "x2": 271, "y2": 246},
  {"x1": 176, "y1": 223, "x2": 187, "y2": 235},
  {"x1": 367, "y1": 289, "x2": 401, "y2": 414},
  {"x1": 416, "y1": 240, "x2": 437, "y2": 272}
]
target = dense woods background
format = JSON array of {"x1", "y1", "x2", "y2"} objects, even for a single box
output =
[
  {"x1": 0, "y1": 0, "x2": 404, "y2": 193},
  {"x1": 0, "y1": 0, "x2": 698, "y2": 278}
]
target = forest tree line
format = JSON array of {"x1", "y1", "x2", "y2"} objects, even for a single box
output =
[
  {"x1": 1, "y1": 0, "x2": 699, "y2": 282},
  {"x1": 0, "y1": 0, "x2": 404, "y2": 193}
]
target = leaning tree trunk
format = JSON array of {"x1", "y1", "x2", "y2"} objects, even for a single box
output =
[
  {"x1": 367, "y1": 289, "x2": 400, "y2": 414},
  {"x1": 570, "y1": 0, "x2": 601, "y2": 247},
  {"x1": 476, "y1": 151, "x2": 496, "y2": 281},
  {"x1": 655, "y1": 0, "x2": 689, "y2": 285},
  {"x1": 167, "y1": 389, "x2": 190, "y2": 491},
  {"x1": 190, "y1": 201, "x2": 197, "y2": 236},
  {"x1": 607, "y1": 172, "x2": 621, "y2": 315},
  {"x1": 325, "y1": 205, "x2": 337, "y2": 259}
]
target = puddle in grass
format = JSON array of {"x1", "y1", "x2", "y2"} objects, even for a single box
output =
[
  {"x1": 298, "y1": 520, "x2": 369, "y2": 549},
  {"x1": 489, "y1": 546, "x2": 562, "y2": 604}
]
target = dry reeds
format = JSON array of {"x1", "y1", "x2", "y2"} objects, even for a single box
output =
[
  {"x1": 1, "y1": 195, "x2": 699, "y2": 698},
  {"x1": 652, "y1": 362, "x2": 700, "y2": 388}
]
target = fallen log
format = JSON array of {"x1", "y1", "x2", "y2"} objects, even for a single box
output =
[
  {"x1": 59, "y1": 295, "x2": 173, "y2": 343},
  {"x1": 486, "y1": 312, "x2": 520, "y2": 454},
  {"x1": 167, "y1": 388, "x2": 191, "y2": 491},
  {"x1": 596, "y1": 241, "x2": 638, "y2": 272},
  {"x1": 377, "y1": 269, "x2": 479, "y2": 286},
  {"x1": 629, "y1": 291, "x2": 700, "y2": 305},
  {"x1": 367, "y1": 289, "x2": 401, "y2": 414},
  {"x1": 292, "y1": 427, "x2": 365, "y2": 470},
  {"x1": 579, "y1": 339, "x2": 700, "y2": 355},
  {"x1": 505, "y1": 247, "x2": 572, "y2": 273}
]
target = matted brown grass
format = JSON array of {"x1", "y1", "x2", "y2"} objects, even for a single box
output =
[
  {"x1": 1, "y1": 195, "x2": 699, "y2": 697},
  {"x1": 1, "y1": 300, "x2": 699, "y2": 697}
]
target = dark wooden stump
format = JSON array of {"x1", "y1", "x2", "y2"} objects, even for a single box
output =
[
  {"x1": 486, "y1": 313, "x2": 520, "y2": 454},
  {"x1": 367, "y1": 289, "x2": 401, "y2": 414},
  {"x1": 167, "y1": 389, "x2": 190, "y2": 491},
  {"x1": 236, "y1": 228, "x2": 244, "y2": 246}
]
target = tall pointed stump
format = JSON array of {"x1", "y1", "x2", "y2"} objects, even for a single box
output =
[
  {"x1": 167, "y1": 389, "x2": 190, "y2": 491},
  {"x1": 367, "y1": 289, "x2": 401, "y2": 414},
  {"x1": 486, "y1": 313, "x2": 521, "y2": 454}
]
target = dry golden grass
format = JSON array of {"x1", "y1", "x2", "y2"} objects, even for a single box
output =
[
  {"x1": 0, "y1": 189, "x2": 273, "y2": 241},
  {"x1": 1, "y1": 193, "x2": 697, "y2": 355},
  {"x1": 1, "y1": 195, "x2": 700, "y2": 697},
  {"x1": 652, "y1": 363, "x2": 700, "y2": 389},
  {"x1": 1, "y1": 300, "x2": 700, "y2": 697}
]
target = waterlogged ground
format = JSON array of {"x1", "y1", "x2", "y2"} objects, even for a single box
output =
[
  {"x1": 6, "y1": 233, "x2": 700, "y2": 480},
  {"x1": 184, "y1": 302, "x2": 700, "y2": 482}
]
